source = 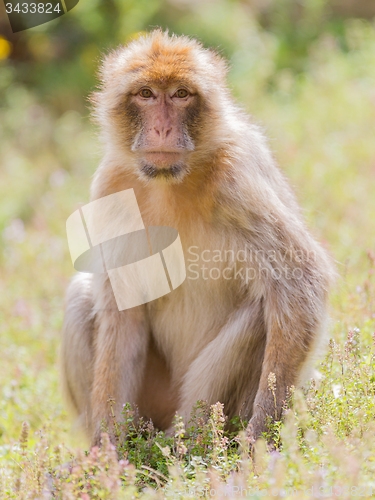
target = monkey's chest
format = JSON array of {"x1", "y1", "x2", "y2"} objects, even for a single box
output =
[{"x1": 147, "y1": 257, "x2": 240, "y2": 379}]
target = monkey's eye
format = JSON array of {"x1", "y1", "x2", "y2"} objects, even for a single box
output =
[
  {"x1": 175, "y1": 89, "x2": 189, "y2": 99},
  {"x1": 139, "y1": 88, "x2": 153, "y2": 98}
]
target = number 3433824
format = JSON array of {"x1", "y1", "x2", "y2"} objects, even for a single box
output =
[{"x1": 5, "y1": 2, "x2": 61, "y2": 14}]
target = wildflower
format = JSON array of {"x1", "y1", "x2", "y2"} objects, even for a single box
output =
[
  {"x1": 268, "y1": 372, "x2": 277, "y2": 393},
  {"x1": 19, "y1": 421, "x2": 29, "y2": 455}
]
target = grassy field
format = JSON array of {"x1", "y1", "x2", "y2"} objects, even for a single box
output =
[{"x1": 1, "y1": 17, "x2": 375, "y2": 499}]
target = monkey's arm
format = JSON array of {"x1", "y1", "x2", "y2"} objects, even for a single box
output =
[
  {"x1": 241, "y1": 186, "x2": 332, "y2": 440},
  {"x1": 214, "y1": 161, "x2": 333, "y2": 441},
  {"x1": 90, "y1": 276, "x2": 149, "y2": 446},
  {"x1": 247, "y1": 258, "x2": 329, "y2": 442}
]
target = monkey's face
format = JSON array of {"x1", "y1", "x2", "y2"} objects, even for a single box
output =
[
  {"x1": 93, "y1": 31, "x2": 228, "y2": 184},
  {"x1": 124, "y1": 84, "x2": 199, "y2": 182}
]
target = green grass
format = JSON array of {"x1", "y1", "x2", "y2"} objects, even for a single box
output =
[{"x1": 1, "y1": 18, "x2": 375, "y2": 499}]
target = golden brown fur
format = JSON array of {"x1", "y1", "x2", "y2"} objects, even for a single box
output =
[{"x1": 61, "y1": 30, "x2": 335, "y2": 446}]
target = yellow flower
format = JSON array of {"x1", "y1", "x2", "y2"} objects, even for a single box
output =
[{"x1": 0, "y1": 37, "x2": 11, "y2": 60}]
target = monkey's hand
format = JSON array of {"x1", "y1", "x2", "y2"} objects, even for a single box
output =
[
  {"x1": 246, "y1": 409, "x2": 278, "y2": 449},
  {"x1": 246, "y1": 416, "x2": 265, "y2": 450}
]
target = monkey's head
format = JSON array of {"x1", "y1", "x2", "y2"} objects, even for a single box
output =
[{"x1": 92, "y1": 30, "x2": 230, "y2": 183}]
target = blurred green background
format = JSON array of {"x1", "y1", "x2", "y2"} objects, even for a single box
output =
[{"x1": 0, "y1": 0, "x2": 375, "y2": 458}]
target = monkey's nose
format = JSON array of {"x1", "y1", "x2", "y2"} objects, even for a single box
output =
[{"x1": 153, "y1": 125, "x2": 172, "y2": 139}]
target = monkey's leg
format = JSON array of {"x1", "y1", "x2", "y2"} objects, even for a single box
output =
[
  {"x1": 91, "y1": 284, "x2": 149, "y2": 446},
  {"x1": 175, "y1": 301, "x2": 266, "y2": 427},
  {"x1": 61, "y1": 274, "x2": 95, "y2": 437}
]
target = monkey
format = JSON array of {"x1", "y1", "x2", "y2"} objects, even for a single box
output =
[{"x1": 61, "y1": 30, "x2": 335, "y2": 447}]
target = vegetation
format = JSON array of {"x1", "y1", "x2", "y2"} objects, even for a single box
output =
[{"x1": 1, "y1": 0, "x2": 375, "y2": 497}]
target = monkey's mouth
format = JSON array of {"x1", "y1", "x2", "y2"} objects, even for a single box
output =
[
  {"x1": 139, "y1": 152, "x2": 188, "y2": 181},
  {"x1": 142, "y1": 151, "x2": 183, "y2": 165}
]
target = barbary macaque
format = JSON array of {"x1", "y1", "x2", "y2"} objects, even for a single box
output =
[{"x1": 61, "y1": 30, "x2": 334, "y2": 446}]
